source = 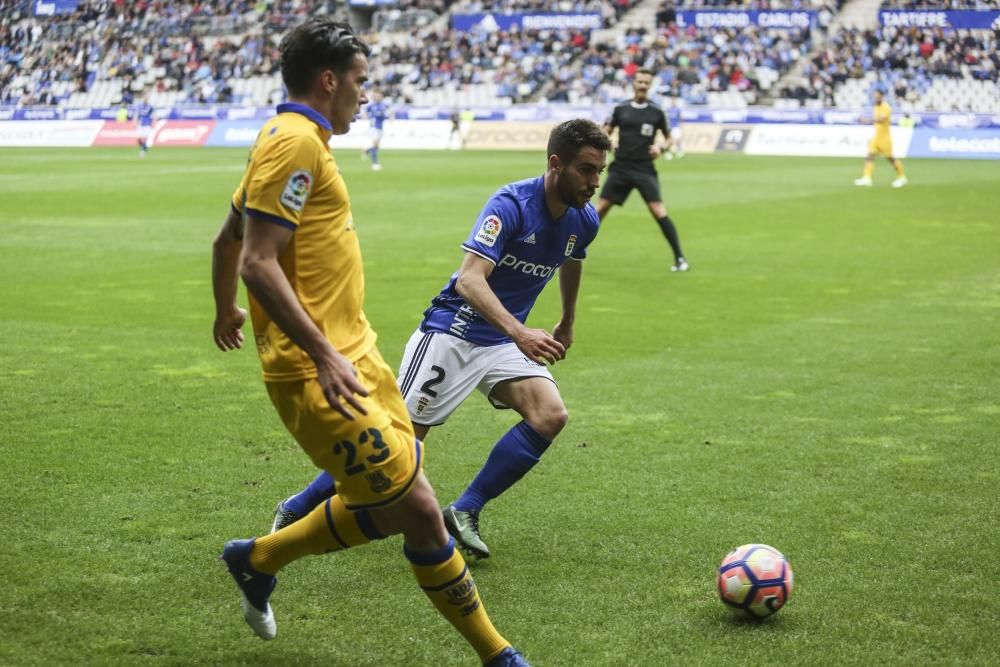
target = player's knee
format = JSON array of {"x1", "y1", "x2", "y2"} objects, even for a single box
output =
[
  {"x1": 530, "y1": 405, "x2": 568, "y2": 439},
  {"x1": 550, "y1": 406, "x2": 569, "y2": 435}
]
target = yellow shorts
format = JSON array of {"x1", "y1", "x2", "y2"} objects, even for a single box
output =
[
  {"x1": 868, "y1": 136, "x2": 893, "y2": 157},
  {"x1": 265, "y1": 346, "x2": 422, "y2": 511}
]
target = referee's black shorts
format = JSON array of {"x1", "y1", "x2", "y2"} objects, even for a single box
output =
[{"x1": 599, "y1": 162, "x2": 662, "y2": 205}]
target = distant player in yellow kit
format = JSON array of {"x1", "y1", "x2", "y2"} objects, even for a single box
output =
[{"x1": 855, "y1": 89, "x2": 907, "y2": 188}]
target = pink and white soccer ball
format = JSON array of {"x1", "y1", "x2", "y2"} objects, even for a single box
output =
[{"x1": 717, "y1": 544, "x2": 793, "y2": 618}]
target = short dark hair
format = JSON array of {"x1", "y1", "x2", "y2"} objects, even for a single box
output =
[
  {"x1": 547, "y1": 119, "x2": 611, "y2": 165},
  {"x1": 636, "y1": 68, "x2": 655, "y2": 78},
  {"x1": 279, "y1": 19, "x2": 371, "y2": 96}
]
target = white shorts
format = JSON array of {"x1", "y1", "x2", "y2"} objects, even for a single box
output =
[
  {"x1": 369, "y1": 128, "x2": 383, "y2": 144},
  {"x1": 137, "y1": 125, "x2": 152, "y2": 140},
  {"x1": 670, "y1": 126, "x2": 682, "y2": 140},
  {"x1": 396, "y1": 329, "x2": 555, "y2": 427}
]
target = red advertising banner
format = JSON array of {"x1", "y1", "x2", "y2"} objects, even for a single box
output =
[
  {"x1": 150, "y1": 120, "x2": 215, "y2": 146},
  {"x1": 94, "y1": 120, "x2": 139, "y2": 146}
]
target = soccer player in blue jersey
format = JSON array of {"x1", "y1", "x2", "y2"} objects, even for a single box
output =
[
  {"x1": 135, "y1": 95, "x2": 154, "y2": 158},
  {"x1": 664, "y1": 98, "x2": 684, "y2": 160},
  {"x1": 271, "y1": 119, "x2": 612, "y2": 560},
  {"x1": 365, "y1": 87, "x2": 388, "y2": 170}
]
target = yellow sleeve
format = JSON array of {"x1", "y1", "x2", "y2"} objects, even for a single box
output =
[
  {"x1": 244, "y1": 133, "x2": 322, "y2": 229},
  {"x1": 874, "y1": 103, "x2": 891, "y2": 125}
]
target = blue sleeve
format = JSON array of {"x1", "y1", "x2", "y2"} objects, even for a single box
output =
[{"x1": 461, "y1": 192, "x2": 520, "y2": 265}]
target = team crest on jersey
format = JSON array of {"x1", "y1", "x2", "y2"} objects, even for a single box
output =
[
  {"x1": 280, "y1": 169, "x2": 312, "y2": 212},
  {"x1": 564, "y1": 234, "x2": 577, "y2": 256},
  {"x1": 641, "y1": 123, "x2": 654, "y2": 137},
  {"x1": 365, "y1": 470, "x2": 392, "y2": 494},
  {"x1": 474, "y1": 215, "x2": 502, "y2": 247}
]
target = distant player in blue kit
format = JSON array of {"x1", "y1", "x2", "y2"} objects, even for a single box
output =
[
  {"x1": 664, "y1": 99, "x2": 684, "y2": 160},
  {"x1": 135, "y1": 96, "x2": 154, "y2": 158},
  {"x1": 365, "y1": 88, "x2": 388, "y2": 170},
  {"x1": 270, "y1": 119, "x2": 612, "y2": 559}
]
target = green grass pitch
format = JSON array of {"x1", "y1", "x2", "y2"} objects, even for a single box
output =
[{"x1": 1, "y1": 147, "x2": 998, "y2": 665}]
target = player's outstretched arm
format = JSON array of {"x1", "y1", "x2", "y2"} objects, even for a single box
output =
[
  {"x1": 212, "y1": 206, "x2": 247, "y2": 351},
  {"x1": 455, "y1": 252, "x2": 565, "y2": 364},
  {"x1": 240, "y1": 215, "x2": 369, "y2": 419},
  {"x1": 553, "y1": 258, "x2": 583, "y2": 352}
]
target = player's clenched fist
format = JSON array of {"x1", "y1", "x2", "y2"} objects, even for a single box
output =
[{"x1": 514, "y1": 327, "x2": 566, "y2": 365}]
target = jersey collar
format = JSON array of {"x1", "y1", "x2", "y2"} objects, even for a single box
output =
[
  {"x1": 276, "y1": 102, "x2": 333, "y2": 132},
  {"x1": 630, "y1": 100, "x2": 649, "y2": 109}
]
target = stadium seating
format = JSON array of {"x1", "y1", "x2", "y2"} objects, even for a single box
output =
[
  {"x1": 1, "y1": 0, "x2": 997, "y2": 111},
  {"x1": 794, "y1": 25, "x2": 999, "y2": 112}
]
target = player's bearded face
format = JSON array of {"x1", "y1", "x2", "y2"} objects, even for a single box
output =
[{"x1": 557, "y1": 147, "x2": 605, "y2": 208}]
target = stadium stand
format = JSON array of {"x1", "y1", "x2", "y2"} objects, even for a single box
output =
[
  {"x1": 1, "y1": 0, "x2": 997, "y2": 111},
  {"x1": 368, "y1": 27, "x2": 592, "y2": 105},
  {"x1": 778, "y1": 0, "x2": 999, "y2": 113}
]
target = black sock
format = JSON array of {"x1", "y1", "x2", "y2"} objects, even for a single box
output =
[{"x1": 657, "y1": 215, "x2": 684, "y2": 261}]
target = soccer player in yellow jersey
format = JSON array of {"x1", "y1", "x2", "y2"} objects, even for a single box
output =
[
  {"x1": 855, "y1": 89, "x2": 907, "y2": 188},
  {"x1": 210, "y1": 19, "x2": 529, "y2": 667}
]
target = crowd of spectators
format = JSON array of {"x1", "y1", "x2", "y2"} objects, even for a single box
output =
[
  {"x1": 555, "y1": 21, "x2": 811, "y2": 104},
  {"x1": 0, "y1": 1, "x2": 327, "y2": 106},
  {"x1": 2, "y1": 0, "x2": 997, "y2": 109},
  {"x1": 370, "y1": 25, "x2": 590, "y2": 103},
  {"x1": 783, "y1": 25, "x2": 998, "y2": 106}
]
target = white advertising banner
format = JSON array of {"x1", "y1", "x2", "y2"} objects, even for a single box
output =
[
  {"x1": 744, "y1": 124, "x2": 914, "y2": 158},
  {"x1": 329, "y1": 119, "x2": 452, "y2": 150},
  {"x1": 0, "y1": 120, "x2": 103, "y2": 147}
]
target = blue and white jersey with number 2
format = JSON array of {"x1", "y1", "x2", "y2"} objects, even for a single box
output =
[{"x1": 421, "y1": 175, "x2": 600, "y2": 346}]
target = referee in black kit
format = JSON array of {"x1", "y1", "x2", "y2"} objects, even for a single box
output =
[{"x1": 595, "y1": 68, "x2": 688, "y2": 272}]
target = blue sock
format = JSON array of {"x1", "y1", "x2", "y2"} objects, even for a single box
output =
[
  {"x1": 453, "y1": 421, "x2": 551, "y2": 513},
  {"x1": 284, "y1": 471, "x2": 336, "y2": 516},
  {"x1": 370, "y1": 148, "x2": 379, "y2": 164}
]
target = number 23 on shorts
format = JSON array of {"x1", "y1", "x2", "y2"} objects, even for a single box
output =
[{"x1": 333, "y1": 427, "x2": 391, "y2": 476}]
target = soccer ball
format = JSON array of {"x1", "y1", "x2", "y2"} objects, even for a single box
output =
[{"x1": 717, "y1": 544, "x2": 793, "y2": 618}]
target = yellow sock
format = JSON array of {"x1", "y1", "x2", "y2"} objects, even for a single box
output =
[
  {"x1": 894, "y1": 160, "x2": 905, "y2": 177},
  {"x1": 863, "y1": 162, "x2": 874, "y2": 179},
  {"x1": 406, "y1": 538, "x2": 510, "y2": 663},
  {"x1": 249, "y1": 497, "x2": 382, "y2": 574}
]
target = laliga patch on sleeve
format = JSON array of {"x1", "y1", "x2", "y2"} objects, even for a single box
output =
[
  {"x1": 280, "y1": 169, "x2": 313, "y2": 212},
  {"x1": 474, "y1": 215, "x2": 502, "y2": 247}
]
